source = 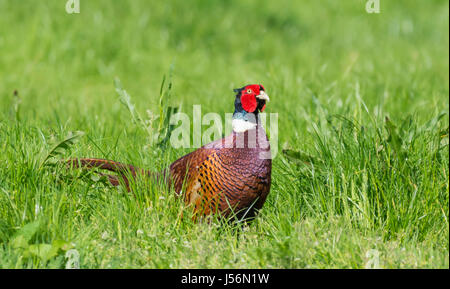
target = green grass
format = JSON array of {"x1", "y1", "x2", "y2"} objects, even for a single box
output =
[{"x1": 0, "y1": 0, "x2": 448, "y2": 268}]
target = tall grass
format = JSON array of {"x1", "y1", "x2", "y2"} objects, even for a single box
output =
[{"x1": 0, "y1": 0, "x2": 448, "y2": 268}]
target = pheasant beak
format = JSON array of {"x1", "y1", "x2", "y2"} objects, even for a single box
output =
[{"x1": 257, "y1": 90, "x2": 270, "y2": 101}]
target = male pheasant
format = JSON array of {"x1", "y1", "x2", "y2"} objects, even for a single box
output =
[{"x1": 69, "y1": 84, "x2": 272, "y2": 220}]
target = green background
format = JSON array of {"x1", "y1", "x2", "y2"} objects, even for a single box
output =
[{"x1": 0, "y1": 0, "x2": 448, "y2": 268}]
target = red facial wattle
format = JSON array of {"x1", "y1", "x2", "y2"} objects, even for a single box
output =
[
  {"x1": 241, "y1": 92, "x2": 258, "y2": 113},
  {"x1": 238, "y1": 84, "x2": 267, "y2": 113},
  {"x1": 240, "y1": 85, "x2": 262, "y2": 113}
]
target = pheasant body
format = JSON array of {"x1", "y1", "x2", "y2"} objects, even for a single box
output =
[{"x1": 169, "y1": 124, "x2": 271, "y2": 219}]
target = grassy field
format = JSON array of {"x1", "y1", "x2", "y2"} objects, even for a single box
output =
[{"x1": 0, "y1": 0, "x2": 448, "y2": 268}]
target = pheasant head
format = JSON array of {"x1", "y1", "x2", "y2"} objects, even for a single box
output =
[{"x1": 232, "y1": 84, "x2": 269, "y2": 132}]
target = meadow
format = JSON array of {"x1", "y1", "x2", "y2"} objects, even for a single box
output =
[{"x1": 0, "y1": 0, "x2": 448, "y2": 268}]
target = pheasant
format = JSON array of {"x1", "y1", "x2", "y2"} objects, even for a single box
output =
[{"x1": 68, "y1": 84, "x2": 272, "y2": 220}]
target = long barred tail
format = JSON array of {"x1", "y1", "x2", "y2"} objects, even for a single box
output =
[
  {"x1": 67, "y1": 158, "x2": 146, "y2": 175},
  {"x1": 67, "y1": 158, "x2": 150, "y2": 190}
]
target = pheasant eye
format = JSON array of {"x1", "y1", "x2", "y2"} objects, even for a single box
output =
[{"x1": 246, "y1": 89, "x2": 252, "y2": 94}]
